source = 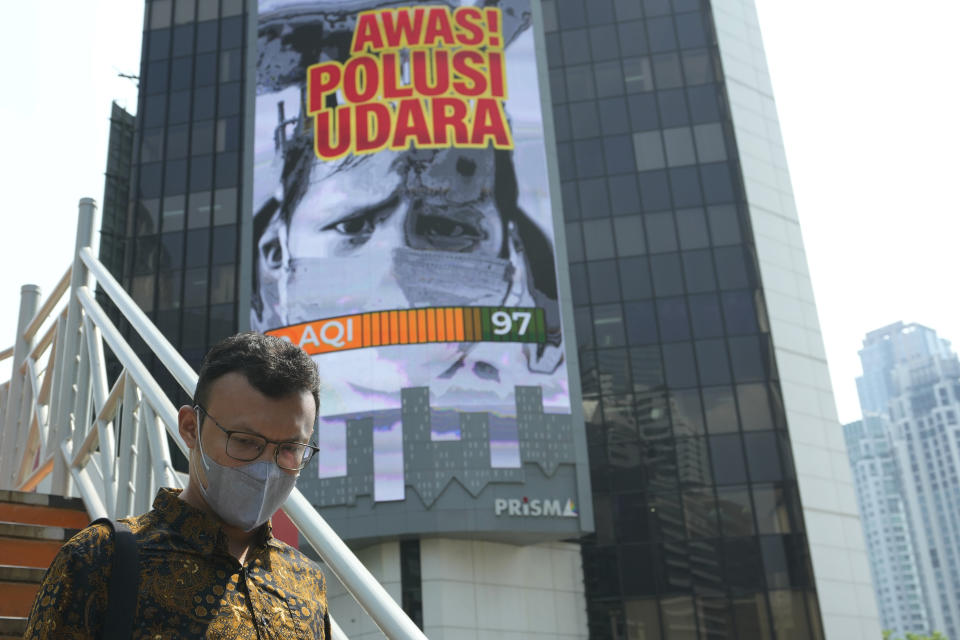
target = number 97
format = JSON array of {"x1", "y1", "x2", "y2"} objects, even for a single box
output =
[{"x1": 491, "y1": 311, "x2": 532, "y2": 336}]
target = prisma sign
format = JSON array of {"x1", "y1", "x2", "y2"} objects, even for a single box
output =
[{"x1": 494, "y1": 497, "x2": 578, "y2": 518}]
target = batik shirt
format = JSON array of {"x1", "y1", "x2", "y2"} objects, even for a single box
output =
[{"x1": 24, "y1": 488, "x2": 330, "y2": 639}]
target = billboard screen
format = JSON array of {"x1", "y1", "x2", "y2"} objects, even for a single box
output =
[{"x1": 251, "y1": 0, "x2": 590, "y2": 540}]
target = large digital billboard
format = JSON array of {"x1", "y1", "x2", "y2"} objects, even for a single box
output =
[{"x1": 251, "y1": 0, "x2": 590, "y2": 541}]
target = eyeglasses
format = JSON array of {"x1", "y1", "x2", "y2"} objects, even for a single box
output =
[{"x1": 194, "y1": 405, "x2": 319, "y2": 471}]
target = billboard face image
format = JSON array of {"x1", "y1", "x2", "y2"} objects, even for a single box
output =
[{"x1": 252, "y1": 0, "x2": 586, "y2": 533}]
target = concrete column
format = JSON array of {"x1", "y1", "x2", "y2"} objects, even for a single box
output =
[
  {"x1": 0, "y1": 284, "x2": 40, "y2": 489},
  {"x1": 50, "y1": 197, "x2": 98, "y2": 496}
]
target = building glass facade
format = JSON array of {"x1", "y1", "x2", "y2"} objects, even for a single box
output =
[
  {"x1": 99, "y1": 102, "x2": 136, "y2": 279},
  {"x1": 105, "y1": 0, "x2": 854, "y2": 637},
  {"x1": 539, "y1": 0, "x2": 820, "y2": 637},
  {"x1": 120, "y1": 0, "x2": 246, "y2": 414}
]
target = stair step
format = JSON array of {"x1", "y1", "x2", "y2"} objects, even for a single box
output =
[
  {"x1": 0, "y1": 521, "x2": 79, "y2": 542},
  {"x1": 0, "y1": 527, "x2": 73, "y2": 569},
  {"x1": 0, "y1": 493, "x2": 88, "y2": 628},
  {"x1": 0, "y1": 489, "x2": 85, "y2": 511},
  {"x1": 0, "y1": 580, "x2": 39, "y2": 617},
  {"x1": 0, "y1": 501, "x2": 90, "y2": 529},
  {"x1": 0, "y1": 616, "x2": 27, "y2": 639},
  {"x1": 0, "y1": 565, "x2": 45, "y2": 583}
]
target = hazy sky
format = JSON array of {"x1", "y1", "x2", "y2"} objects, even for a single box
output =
[
  {"x1": 1, "y1": 0, "x2": 957, "y2": 425},
  {"x1": 753, "y1": 0, "x2": 960, "y2": 422},
  {"x1": 0, "y1": 0, "x2": 142, "y2": 372}
]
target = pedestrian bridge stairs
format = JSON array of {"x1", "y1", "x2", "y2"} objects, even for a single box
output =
[{"x1": 0, "y1": 489, "x2": 89, "y2": 640}]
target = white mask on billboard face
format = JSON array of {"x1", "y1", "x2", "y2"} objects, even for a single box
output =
[
  {"x1": 285, "y1": 247, "x2": 514, "y2": 319},
  {"x1": 283, "y1": 250, "x2": 409, "y2": 323}
]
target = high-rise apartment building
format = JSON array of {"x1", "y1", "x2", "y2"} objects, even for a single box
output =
[
  {"x1": 844, "y1": 416, "x2": 931, "y2": 636},
  {"x1": 853, "y1": 322, "x2": 960, "y2": 639},
  {"x1": 105, "y1": 0, "x2": 880, "y2": 637}
]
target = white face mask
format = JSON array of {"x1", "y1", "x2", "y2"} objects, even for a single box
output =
[
  {"x1": 284, "y1": 247, "x2": 515, "y2": 319},
  {"x1": 195, "y1": 411, "x2": 298, "y2": 532}
]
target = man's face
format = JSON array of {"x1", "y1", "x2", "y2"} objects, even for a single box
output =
[
  {"x1": 196, "y1": 372, "x2": 315, "y2": 477},
  {"x1": 286, "y1": 148, "x2": 505, "y2": 261}
]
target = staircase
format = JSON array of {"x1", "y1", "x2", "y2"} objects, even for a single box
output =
[
  {"x1": 0, "y1": 197, "x2": 425, "y2": 640},
  {"x1": 0, "y1": 489, "x2": 89, "y2": 639}
]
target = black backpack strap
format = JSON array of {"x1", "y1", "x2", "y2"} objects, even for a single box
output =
[{"x1": 91, "y1": 517, "x2": 140, "y2": 640}]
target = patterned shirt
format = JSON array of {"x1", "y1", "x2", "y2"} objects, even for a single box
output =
[{"x1": 24, "y1": 488, "x2": 330, "y2": 639}]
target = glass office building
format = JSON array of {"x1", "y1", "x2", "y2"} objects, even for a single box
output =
[
  {"x1": 106, "y1": 0, "x2": 880, "y2": 637},
  {"x1": 122, "y1": 0, "x2": 246, "y2": 406}
]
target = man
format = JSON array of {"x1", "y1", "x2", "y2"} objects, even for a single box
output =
[{"x1": 24, "y1": 332, "x2": 331, "y2": 639}]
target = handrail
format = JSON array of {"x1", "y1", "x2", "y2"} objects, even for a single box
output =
[
  {"x1": 80, "y1": 247, "x2": 198, "y2": 400},
  {"x1": 27, "y1": 308, "x2": 65, "y2": 365},
  {"x1": 285, "y1": 491, "x2": 429, "y2": 640},
  {"x1": 17, "y1": 452, "x2": 54, "y2": 492},
  {"x1": 0, "y1": 347, "x2": 12, "y2": 362},
  {"x1": 75, "y1": 286, "x2": 184, "y2": 453}
]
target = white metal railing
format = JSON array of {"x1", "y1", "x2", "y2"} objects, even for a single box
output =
[{"x1": 0, "y1": 197, "x2": 426, "y2": 640}]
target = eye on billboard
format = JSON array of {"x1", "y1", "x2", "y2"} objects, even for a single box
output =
[{"x1": 251, "y1": 0, "x2": 590, "y2": 541}]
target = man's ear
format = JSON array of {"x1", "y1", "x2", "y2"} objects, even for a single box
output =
[{"x1": 178, "y1": 405, "x2": 200, "y2": 449}]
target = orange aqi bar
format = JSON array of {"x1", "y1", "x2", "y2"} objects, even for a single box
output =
[{"x1": 267, "y1": 308, "x2": 474, "y2": 356}]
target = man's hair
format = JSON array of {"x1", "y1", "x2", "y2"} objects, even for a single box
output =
[{"x1": 194, "y1": 332, "x2": 321, "y2": 423}]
